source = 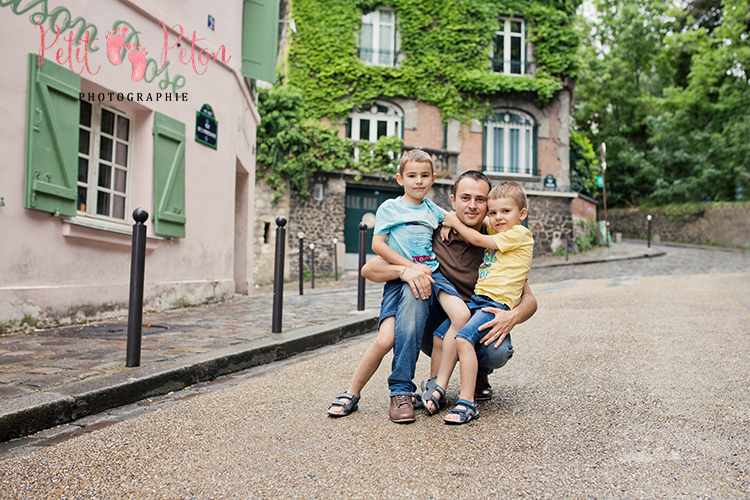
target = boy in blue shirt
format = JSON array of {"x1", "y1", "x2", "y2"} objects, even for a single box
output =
[{"x1": 328, "y1": 149, "x2": 470, "y2": 423}]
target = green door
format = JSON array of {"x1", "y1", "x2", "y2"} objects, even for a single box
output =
[{"x1": 344, "y1": 185, "x2": 402, "y2": 254}]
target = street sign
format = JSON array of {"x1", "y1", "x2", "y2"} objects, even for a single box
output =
[
  {"x1": 544, "y1": 174, "x2": 556, "y2": 189},
  {"x1": 195, "y1": 104, "x2": 218, "y2": 149},
  {"x1": 596, "y1": 175, "x2": 603, "y2": 188}
]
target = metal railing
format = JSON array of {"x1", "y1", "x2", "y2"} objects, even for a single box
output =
[
  {"x1": 490, "y1": 58, "x2": 531, "y2": 75},
  {"x1": 358, "y1": 48, "x2": 397, "y2": 66}
]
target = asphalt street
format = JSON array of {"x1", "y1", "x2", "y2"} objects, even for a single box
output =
[{"x1": 1, "y1": 242, "x2": 748, "y2": 499}]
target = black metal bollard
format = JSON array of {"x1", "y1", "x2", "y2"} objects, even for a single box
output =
[
  {"x1": 272, "y1": 216, "x2": 287, "y2": 333},
  {"x1": 298, "y1": 231, "x2": 304, "y2": 295},
  {"x1": 333, "y1": 237, "x2": 338, "y2": 281},
  {"x1": 565, "y1": 233, "x2": 569, "y2": 261},
  {"x1": 357, "y1": 222, "x2": 368, "y2": 311},
  {"x1": 126, "y1": 208, "x2": 148, "y2": 367},
  {"x1": 647, "y1": 214, "x2": 652, "y2": 248},
  {"x1": 310, "y1": 243, "x2": 315, "y2": 289}
]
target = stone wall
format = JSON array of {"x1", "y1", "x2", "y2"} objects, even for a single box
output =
[
  {"x1": 253, "y1": 178, "x2": 292, "y2": 285},
  {"x1": 608, "y1": 204, "x2": 750, "y2": 249},
  {"x1": 527, "y1": 195, "x2": 574, "y2": 257}
]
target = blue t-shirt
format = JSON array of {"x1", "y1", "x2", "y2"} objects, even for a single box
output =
[{"x1": 374, "y1": 197, "x2": 445, "y2": 271}]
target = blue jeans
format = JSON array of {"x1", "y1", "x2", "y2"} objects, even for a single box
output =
[
  {"x1": 380, "y1": 280, "x2": 430, "y2": 396},
  {"x1": 421, "y1": 295, "x2": 514, "y2": 379}
]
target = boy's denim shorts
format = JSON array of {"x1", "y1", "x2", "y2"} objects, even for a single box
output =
[
  {"x1": 378, "y1": 270, "x2": 462, "y2": 328},
  {"x1": 454, "y1": 294, "x2": 510, "y2": 346}
]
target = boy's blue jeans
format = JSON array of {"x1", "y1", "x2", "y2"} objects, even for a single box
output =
[{"x1": 384, "y1": 284, "x2": 514, "y2": 397}]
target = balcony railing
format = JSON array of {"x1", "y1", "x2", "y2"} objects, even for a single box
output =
[
  {"x1": 358, "y1": 48, "x2": 397, "y2": 67},
  {"x1": 491, "y1": 58, "x2": 531, "y2": 75}
]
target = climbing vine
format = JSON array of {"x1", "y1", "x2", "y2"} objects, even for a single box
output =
[{"x1": 259, "y1": 0, "x2": 581, "y2": 200}]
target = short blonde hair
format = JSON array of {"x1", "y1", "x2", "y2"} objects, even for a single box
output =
[
  {"x1": 399, "y1": 149, "x2": 434, "y2": 175},
  {"x1": 489, "y1": 181, "x2": 527, "y2": 210}
]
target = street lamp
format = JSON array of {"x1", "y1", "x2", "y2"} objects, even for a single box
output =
[{"x1": 601, "y1": 143, "x2": 609, "y2": 250}]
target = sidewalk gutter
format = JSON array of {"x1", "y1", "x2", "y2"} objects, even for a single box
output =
[
  {"x1": 0, "y1": 313, "x2": 378, "y2": 443},
  {"x1": 531, "y1": 249, "x2": 665, "y2": 269}
]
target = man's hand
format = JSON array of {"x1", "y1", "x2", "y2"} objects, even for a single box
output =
[
  {"x1": 478, "y1": 307, "x2": 519, "y2": 348},
  {"x1": 401, "y1": 265, "x2": 434, "y2": 300}
]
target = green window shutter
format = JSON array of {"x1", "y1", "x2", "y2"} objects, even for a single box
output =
[
  {"x1": 153, "y1": 112, "x2": 186, "y2": 238},
  {"x1": 24, "y1": 53, "x2": 80, "y2": 216},
  {"x1": 241, "y1": 0, "x2": 280, "y2": 83}
]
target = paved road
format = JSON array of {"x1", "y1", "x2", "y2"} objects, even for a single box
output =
[{"x1": 1, "y1": 243, "x2": 749, "y2": 499}]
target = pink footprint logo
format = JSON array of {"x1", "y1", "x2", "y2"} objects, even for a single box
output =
[
  {"x1": 125, "y1": 44, "x2": 148, "y2": 82},
  {"x1": 105, "y1": 27, "x2": 128, "y2": 65}
]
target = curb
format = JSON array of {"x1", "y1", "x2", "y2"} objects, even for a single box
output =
[{"x1": 0, "y1": 313, "x2": 379, "y2": 443}]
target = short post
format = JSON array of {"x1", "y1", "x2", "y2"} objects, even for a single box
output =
[
  {"x1": 357, "y1": 222, "x2": 368, "y2": 311},
  {"x1": 272, "y1": 216, "x2": 287, "y2": 333},
  {"x1": 298, "y1": 231, "x2": 305, "y2": 296},
  {"x1": 126, "y1": 208, "x2": 148, "y2": 367},
  {"x1": 310, "y1": 243, "x2": 315, "y2": 289},
  {"x1": 332, "y1": 237, "x2": 338, "y2": 281},
  {"x1": 647, "y1": 214, "x2": 652, "y2": 248},
  {"x1": 565, "y1": 233, "x2": 569, "y2": 261}
]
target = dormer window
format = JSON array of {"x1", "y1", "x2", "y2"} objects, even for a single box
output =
[
  {"x1": 358, "y1": 7, "x2": 396, "y2": 67},
  {"x1": 492, "y1": 18, "x2": 527, "y2": 75}
]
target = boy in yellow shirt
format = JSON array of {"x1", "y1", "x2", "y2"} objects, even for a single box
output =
[{"x1": 422, "y1": 181, "x2": 534, "y2": 424}]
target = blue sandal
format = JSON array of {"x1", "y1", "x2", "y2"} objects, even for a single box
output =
[
  {"x1": 327, "y1": 392, "x2": 360, "y2": 418},
  {"x1": 444, "y1": 399, "x2": 479, "y2": 425},
  {"x1": 421, "y1": 377, "x2": 445, "y2": 415}
]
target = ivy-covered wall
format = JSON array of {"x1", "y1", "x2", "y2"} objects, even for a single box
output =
[{"x1": 285, "y1": 0, "x2": 581, "y2": 121}]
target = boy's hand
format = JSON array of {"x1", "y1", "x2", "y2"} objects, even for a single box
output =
[
  {"x1": 442, "y1": 211, "x2": 459, "y2": 228},
  {"x1": 478, "y1": 307, "x2": 519, "y2": 348},
  {"x1": 401, "y1": 265, "x2": 435, "y2": 300},
  {"x1": 439, "y1": 225, "x2": 454, "y2": 241}
]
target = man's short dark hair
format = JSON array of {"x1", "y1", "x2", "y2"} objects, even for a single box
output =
[{"x1": 452, "y1": 170, "x2": 492, "y2": 198}]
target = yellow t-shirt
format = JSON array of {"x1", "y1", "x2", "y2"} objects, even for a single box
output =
[{"x1": 473, "y1": 224, "x2": 534, "y2": 309}]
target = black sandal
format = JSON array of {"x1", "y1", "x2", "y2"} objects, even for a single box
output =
[
  {"x1": 327, "y1": 392, "x2": 360, "y2": 417},
  {"x1": 421, "y1": 377, "x2": 445, "y2": 415}
]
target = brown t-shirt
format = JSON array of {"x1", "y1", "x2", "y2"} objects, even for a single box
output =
[{"x1": 432, "y1": 225, "x2": 486, "y2": 302}]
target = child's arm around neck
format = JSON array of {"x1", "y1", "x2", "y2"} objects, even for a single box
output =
[{"x1": 443, "y1": 212, "x2": 498, "y2": 249}]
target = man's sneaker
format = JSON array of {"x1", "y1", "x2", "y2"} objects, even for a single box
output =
[
  {"x1": 389, "y1": 395, "x2": 416, "y2": 423},
  {"x1": 474, "y1": 375, "x2": 492, "y2": 401}
]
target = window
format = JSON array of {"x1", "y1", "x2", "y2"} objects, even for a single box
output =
[
  {"x1": 484, "y1": 110, "x2": 536, "y2": 176},
  {"x1": 359, "y1": 7, "x2": 396, "y2": 67},
  {"x1": 492, "y1": 18, "x2": 526, "y2": 75},
  {"x1": 345, "y1": 101, "x2": 402, "y2": 143},
  {"x1": 77, "y1": 101, "x2": 133, "y2": 221}
]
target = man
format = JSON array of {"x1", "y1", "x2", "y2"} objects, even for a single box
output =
[{"x1": 360, "y1": 170, "x2": 538, "y2": 422}]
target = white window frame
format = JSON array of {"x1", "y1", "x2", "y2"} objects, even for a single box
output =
[
  {"x1": 77, "y1": 100, "x2": 134, "y2": 225},
  {"x1": 346, "y1": 100, "x2": 403, "y2": 162},
  {"x1": 359, "y1": 7, "x2": 396, "y2": 67},
  {"x1": 492, "y1": 17, "x2": 526, "y2": 76},
  {"x1": 484, "y1": 109, "x2": 535, "y2": 176}
]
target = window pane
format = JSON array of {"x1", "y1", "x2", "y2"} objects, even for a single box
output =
[
  {"x1": 511, "y1": 20, "x2": 522, "y2": 33},
  {"x1": 379, "y1": 9, "x2": 393, "y2": 24},
  {"x1": 101, "y1": 109, "x2": 115, "y2": 135},
  {"x1": 113, "y1": 195, "x2": 125, "y2": 219},
  {"x1": 360, "y1": 23, "x2": 373, "y2": 50},
  {"x1": 116, "y1": 115, "x2": 130, "y2": 141},
  {"x1": 98, "y1": 164, "x2": 111, "y2": 188},
  {"x1": 511, "y1": 37, "x2": 522, "y2": 74},
  {"x1": 377, "y1": 120, "x2": 387, "y2": 139},
  {"x1": 510, "y1": 129, "x2": 520, "y2": 173},
  {"x1": 96, "y1": 191, "x2": 110, "y2": 216},
  {"x1": 359, "y1": 119, "x2": 370, "y2": 141},
  {"x1": 395, "y1": 121, "x2": 399, "y2": 137},
  {"x1": 77, "y1": 186, "x2": 87, "y2": 211},
  {"x1": 79, "y1": 129, "x2": 90, "y2": 155},
  {"x1": 345, "y1": 118, "x2": 352, "y2": 139},
  {"x1": 99, "y1": 136, "x2": 113, "y2": 161},
  {"x1": 493, "y1": 127, "x2": 504, "y2": 171},
  {"x1": 78, "y1": 157, "x2": 88, "y2": 183},
  {"x1": 379, "y1": 25, "x2": 392, "y2": 51},
  {"x1": 493, "y1": 34, "x2": 504, "y2": 72},
  {"x1": 526, "y1": 129, "x2": 531, "y2": 173},
  {"x1": 115, "y1": 142, "x2": 128, "y2": 166},
  {"x1": 79, "y1": 100, "x2": 91, "y2": 128},
  {"x1": 114, "y1": 168, "x2": 127, "y2": 193}
]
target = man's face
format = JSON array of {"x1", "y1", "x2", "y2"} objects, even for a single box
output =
[{"x1": 450, "y1": 178, "x2": 489, "y2": 230}]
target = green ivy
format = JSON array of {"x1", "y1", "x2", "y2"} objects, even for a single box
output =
[{"x1": 285, "y1": 0, "x2": 582, "y2": 122}]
